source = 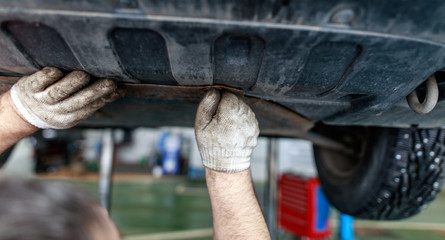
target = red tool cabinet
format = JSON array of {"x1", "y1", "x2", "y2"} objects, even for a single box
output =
[{"x1": 278, "y1": 174, "x2": 331, "y2": 239}]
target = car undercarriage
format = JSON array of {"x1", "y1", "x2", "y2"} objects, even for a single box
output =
[{"x1": 1, "y1": 0, "x2": 444, "y2": 221}]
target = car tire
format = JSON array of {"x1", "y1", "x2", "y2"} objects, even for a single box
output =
[{"x1": 314, "y1": 127, "x2": 445, "y2": 220}]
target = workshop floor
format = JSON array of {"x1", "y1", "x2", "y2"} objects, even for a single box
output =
[{"x1": 39, "y1": 175, "x2": 445, "y2": 240}]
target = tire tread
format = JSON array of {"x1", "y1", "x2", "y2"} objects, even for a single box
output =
[{"x1": 355, "y1": 128, "x2": 445, "y2": 220}]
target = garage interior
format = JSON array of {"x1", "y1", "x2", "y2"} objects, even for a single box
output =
[
  {"x1": 2, "y1": 127, "x2": 445, "y2": 240},
  {"x1": 1, "y1": 2, "x2": 445, "y2": 239}
]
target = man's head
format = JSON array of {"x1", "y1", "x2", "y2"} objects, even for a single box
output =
[{"x1": 0, "y1": 178, "x2": 120, "y2": 240}]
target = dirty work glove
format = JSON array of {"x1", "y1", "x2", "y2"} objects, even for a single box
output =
[
  {"x1": 195, "y1": 89, "x2": 259, "y2": 173},
  {"x1": 10, "y1": 67, "x2": 119, "y2": 129}
]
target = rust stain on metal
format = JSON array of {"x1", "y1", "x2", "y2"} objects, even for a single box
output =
[
  {"x1": 0, "y1": 76, "x2": 20, "y2": 83},
  {"x1": 121, "y1": 83, "x2": 314, "y2": 135},
  {"x1": 0, "y1": 75, "x2": 315, "y2": 136},
  {"x1": 246, "y1": 97, "x2": 314, "y2": 135},
  {"x1": 122, "y1": 84, "x2": 245, "y2": 104}
]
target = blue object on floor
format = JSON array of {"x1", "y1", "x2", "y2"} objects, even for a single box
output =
[
  {"x1": 160, "y1": 132, "x2": 181, "y2": 175},
  {"x1": 339, "y1": 213, "x2": 354, "y2": 240},
  {"x1": 316, "y1": 187, "x2": 330, "y2": 231}
]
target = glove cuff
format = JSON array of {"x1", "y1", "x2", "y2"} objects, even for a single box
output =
[
  {"x1": 200, "y1": 147, "x2": 251, "y2": 173},
  {"x1": 10, "y1": 85, "x2": 53, "y2": 129}
]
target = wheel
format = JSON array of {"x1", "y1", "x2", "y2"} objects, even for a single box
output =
[
  {"x1": 0, "y1": 145, "x2": 15, "y2": 168},
  {"x1": 314, "y1": 127, "x2": 445, "y2": 220}
]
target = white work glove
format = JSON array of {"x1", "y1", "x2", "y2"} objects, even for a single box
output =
[
  {"x1": 195, "y1": 89, "x2": 259, "y2": 173},
  {"x1": 10, "y1": 67, "x2": 119, "y2": 129}
]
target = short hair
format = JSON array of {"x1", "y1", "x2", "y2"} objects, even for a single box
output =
[{"x1": 0, "y1": 178, "x2": 102, "y2": 240}]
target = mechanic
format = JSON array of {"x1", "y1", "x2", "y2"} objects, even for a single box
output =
[{"x1": 0, "y1": 67, "x2": 270, "y2": 240}]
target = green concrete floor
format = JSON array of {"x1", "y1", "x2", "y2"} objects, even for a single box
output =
[{"x1": 51, "y1": 177, "x2": 445, "y2": 240}]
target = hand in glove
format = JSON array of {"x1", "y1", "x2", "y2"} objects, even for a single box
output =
[
  {"x1": 195, "y1": 89, "x2": 259, "y2": 173},
  {"x1": 10, "y1": 67, "x2": 119, "y2": 129}
]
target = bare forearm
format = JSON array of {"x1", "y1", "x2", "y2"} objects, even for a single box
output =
[
  {"x1": 0, "y1": 91, "x2": 38, "y2": 154},
  {"x1": 206, "y1": 168, "x2": 270, "y2": 240},
  {"x1": 195, "y1": 90, "x2": 267, "y2": 238}
]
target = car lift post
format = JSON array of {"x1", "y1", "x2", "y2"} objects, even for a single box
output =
[
  {"x1": 266, "y1": 138, "x2": 278, "y2": 239},
  {"x1": 99, "y1": 129, "x2": 114, "y2": 212}
]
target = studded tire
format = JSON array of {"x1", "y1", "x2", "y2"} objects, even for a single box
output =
[{"x1": 314, "y1": 127, "x2": 445, "y2": 220}]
